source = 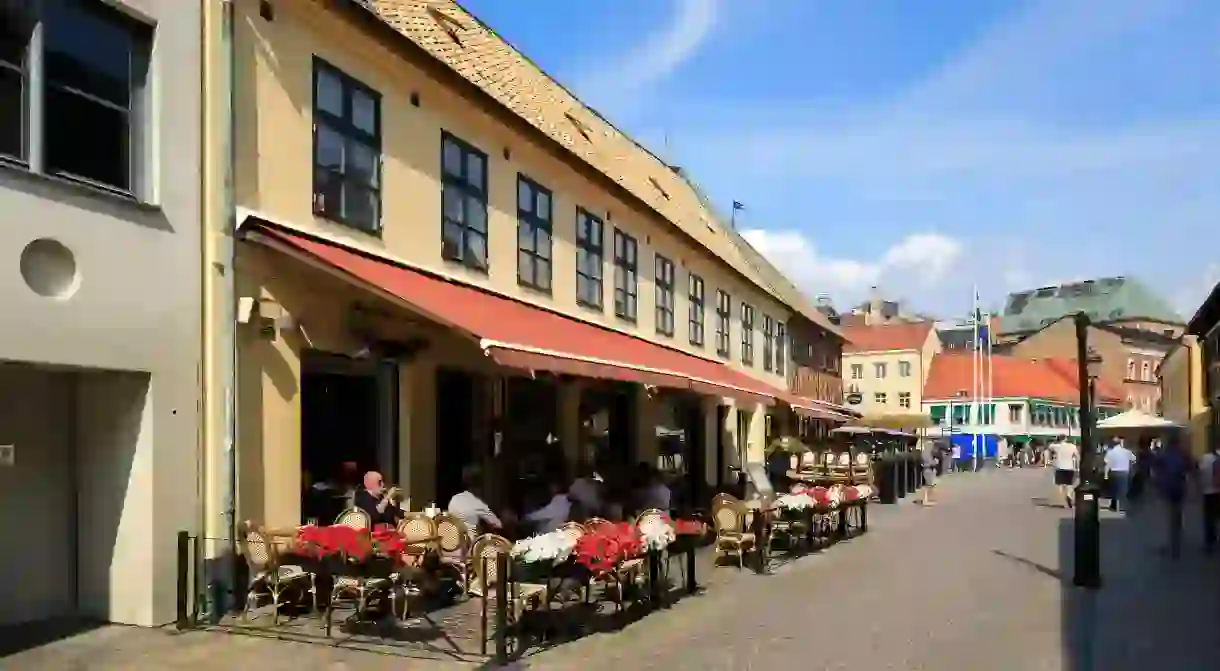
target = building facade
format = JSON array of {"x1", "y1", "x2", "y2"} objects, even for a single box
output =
[
  {"x1": 922, "y1": 354, "x2": 1123, "y2": 443},
  {"x1": 841, "y1": 322, "x2": 940, "y2": 416},
  {"x1": 1003, "y1": 315, "x2": 1179, "y2": 413},
  {"x1": 1186, "y1": 282, "x2": 1220, "y2": 452},
  {"x1": 215, "y1": 0, "x2": 843, "y2": 538},
  {"x1": 1158, "y1": 336, "x2": 1209, "y2": 456},
  {"x1": 0, "y1": 0, "x2": 204, "y2": 627}
]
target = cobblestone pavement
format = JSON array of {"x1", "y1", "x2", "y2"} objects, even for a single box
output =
[{"x1": 7, "y1": 469, "x2": 1220, "y2": 670}]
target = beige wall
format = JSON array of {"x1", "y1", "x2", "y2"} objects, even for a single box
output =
[
  {"x1": 842, "y1": 329, "x2": 940, "y2": 415},
  {"x1": 1160, "y1": 336, "x2": 1209, "y2": 456},
  {"x1": 231, "y1": 0, "x2": 790, "y2": 389}
]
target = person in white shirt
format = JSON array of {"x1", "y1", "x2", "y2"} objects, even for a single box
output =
[
  {"x1": 1050, "y1": 436, "x2": 1079, "y2": 508},
  {"x1": 634, "y1": 464, "x2": 672, "y2": 512},
  {"x1": 447, "y1": 466, "x2": 503, "y2": 542},
  {"x1": 1199, "y1": 445, "x2": 1220, "y2": 553},
  {"x1": 1103, "y1": 438, "x2": 1137, "y2": 513},
  {"x1": 568, "y1": 464, "x2": 603, "y2": 516},
  {"x1": 524, "y1": 481, "x2": 572, "y2": 534}
]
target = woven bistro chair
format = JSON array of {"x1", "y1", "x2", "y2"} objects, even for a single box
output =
[
  {"x1": 434, "y1": 513, "x2": 473, "y2": 595},
  {"x1": 470, "y1": 534, "x2": 545, "y2": 615},
  {"x1": 334, "y1": 507, "x2": 372, "y2": 531},
  {"x1": 397, "y1": 513, "x2": 438, "y2": 566},
  {"x1": 238, "y1": 523, "x2": 315, "y2": 625},
  {"x1": 710, "y1": 494, "x2": 755, "y2": 569},
  {"x1": 557, "y1": 520, "x2": 586, "y2": 543},
  {"x1": 635, "y1": 508, "x2": 684, "y2": 586}
]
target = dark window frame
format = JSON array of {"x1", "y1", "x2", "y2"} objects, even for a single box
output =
[
  {"x1": 575, "y1": 207, "x2": 604, "y2": 310},
  {"x1": 612, "y1": 229, "x2": 638, "y2": 322},
  {"x1": 440, "y1": 131, "x2": 490, "y2": 270},
  {"x1": 741, "y1": 302, "x2": 755, "y2": 366},
  {"x1": 715, "y1": 290, "x2": 731, "y2": 359},
  {"x1": 1, "y1": 0, "x2": 153, "y2": 198},
  {"x1": 762, "y1": 315, "x2": 775, "y2": 372},
  {"x1": 312, "y1": 57, "x2": 382, "y2": 234},
  {"x1": 515, "y1": 174, "x2": 553, "y2": 292},
  {"x1": 688, "y1": 273, "x2": 705, "y2": 347},
  {"x1": 654, "y1": 253, "x2": 675, "y2": 337},
  {"x1": 776, "y1": 321, "x2": 787, "y2": 376}
]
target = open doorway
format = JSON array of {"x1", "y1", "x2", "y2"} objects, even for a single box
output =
[{"x1": 300, "y1": 352, "x2": 396, "y2": 524}]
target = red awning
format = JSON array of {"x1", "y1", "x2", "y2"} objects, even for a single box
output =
[
  {"x1": 783, "y1": 393, "x2": 852, "y2": 422},
  {"x1": 247, "y1": 225, "x2": 781, "y2": 404}
]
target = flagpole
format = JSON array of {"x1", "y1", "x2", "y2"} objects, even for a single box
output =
[
  {"x1": 986, "y1": 311, "x2": 994, "y2": 465},
  {"x1": 972, "y1": 286, "x2": 980, "y2": 473}
]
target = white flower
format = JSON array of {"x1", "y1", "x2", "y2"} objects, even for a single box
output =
[
  {"x1": 510, "y1": 529, "x2": 578, "y2": 565},
  {"x1": 855, "y1": 485, "x2": 873, "y2": 499},
  {"x1": 775, "y1": 493, "x2": 815, "y2": 510},
  {"x1": 638, "y1": 518, "x2": 676, "y2": 551}
]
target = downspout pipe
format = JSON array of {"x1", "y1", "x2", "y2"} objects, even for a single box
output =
[{"x1": 221, "y1": 0, "x2": 240, "y2": 612}]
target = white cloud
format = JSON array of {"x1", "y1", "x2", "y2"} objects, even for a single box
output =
[
  {"x1": 740, "y1": 229, "x2": 963, "y2": 303},
  {"x1": 574, "y1": 0, "x2": 720, "y2": 104}
]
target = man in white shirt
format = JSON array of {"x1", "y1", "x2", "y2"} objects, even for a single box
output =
[
  {"x1": 1199, "y1": 445, "x2": 1220, "y2": 553},
  {"x1": 1103, "y1": 438, "x2": 1136, "y2": 513},
  {"x1": 1050, "y1": 436, "x2": 1079, "y2": 508},
  {"x1": 525, "y1": 482, "x2": 572, "y2": 534},
  {"x1": 568, "y1": 464, "x2": 603, "y2": 516},
  {"x1": 447, "y1": 466, "x2": 503, "y2": 542}
]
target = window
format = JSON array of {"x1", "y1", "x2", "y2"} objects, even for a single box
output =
[
  {"x1": 441, "y1": 133, "x2": 489, "y2": 269},
  {"x1": 1, "y1": 0, "x2": 152, "y2": 194},
  {"x1": 715, "y1": 290, "x2": 731, "y2": 358},
  {"x1": 898, "y1": 392, "x2": 911, "y2": 409},
  {"x1": 654, "y1": 254, "x2": 675, "y2": 337},
  {"x1": 688, "y1": 273, "x2": 705, "y2": 347},
  {"x1": 612, "y1": 229, "x2": 638, "y2": 322},
  {"x1": 929, "y1": 405, "x2": 946, "y2": 425},
  {"x1": 762, "y1": 316, "x2": 775, "y2": 372},
  {"x1": 1126, "y1": 359, "x2": 1135, "y2": 380},
  {"x1": 1141, "y1": 361, "x2": 1151, "y2": 382},
  {"x1": 740, "y1": 302, "x2": 755, "y2": 366},
  {"x1": 1008, "y1": 403, "x2": 1023, "y2": 423},
  {"x1": 898, "y1": 360, "x2": 912, "y2": 377},
  {"x1": 850, "y1": 364, "x2": 863, "y2": 379},
  {"x1": 516, "y1": 175, "x2": 552, "y2": 291},
  {"x1": 776, "y1": 322, "x2": 787, "y2": 377},
  {"x1": 313, "y1": 60, "x2": 381, "y2": 232},
  {"x1": 874, "y1": 392, "x2": 887, "y2": 405},
  {"x1": 874, "y1": 362, "x2": 887, "y2": 378},
  {"x1": 951, "y1": 405, "x2": 969, "y2": 425},
  {"x1": 575, "y1": 208, "x2": 603, "y2": 309}
]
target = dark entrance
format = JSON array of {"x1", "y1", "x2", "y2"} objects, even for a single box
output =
[{"x1": 435, "y1": 368, "x2": 479, "y2": 507}]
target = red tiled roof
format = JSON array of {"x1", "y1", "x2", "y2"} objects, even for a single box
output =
[
  {"x1": 841, "y1": 322, "x2": 934, "y2": 353},
  {"x1": 248, "y1": 224, "x2": 782, "y2": 404},
  {"x1": 922, "y1": 354, "x2": 1122, "y2": 405}
]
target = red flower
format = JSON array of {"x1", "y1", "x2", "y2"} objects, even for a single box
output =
[
  {"x1": 842, "y1": 487, "x2": 859, "y2": 501},
  {"x1": 674, "y1": 519, "x2": 706, "y2": 536},
  {"x1": 296, "y1": 524, "x2": 373, "y2": 561},
  {"x1": 573, "y1": 523, "x2": 643, "y2": 573}
]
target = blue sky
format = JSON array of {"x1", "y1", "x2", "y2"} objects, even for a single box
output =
[{"x1": 461, "y1": 0, "x2": 1219, "y2": 318}]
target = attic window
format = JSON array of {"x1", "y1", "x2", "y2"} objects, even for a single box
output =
[
  {"x1": 427, "y1": 5, "x2": 468, "y2": 44},
  {"x1": 563, "y1": 111, "x2": 593, "y2": 141},
  {"x1": 648, "y1": 176, "x2": 670, "y2": 200}
]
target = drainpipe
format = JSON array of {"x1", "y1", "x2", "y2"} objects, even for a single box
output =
[{"x1": 220, "y1": 0, "x2": 240, "y2": 610}]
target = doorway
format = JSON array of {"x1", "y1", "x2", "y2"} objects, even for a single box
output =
[{"x1": 435, "y1": 368, "x2": 478, "y2": 507}]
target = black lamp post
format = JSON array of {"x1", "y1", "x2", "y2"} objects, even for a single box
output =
[{"x1": 1072, "y1": 312, "x2": 1104, "y2": 589}]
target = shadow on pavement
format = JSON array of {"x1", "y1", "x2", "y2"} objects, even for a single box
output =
[{"x1": 1054, "y1": 496, "x2": 1220, "y2": 671}]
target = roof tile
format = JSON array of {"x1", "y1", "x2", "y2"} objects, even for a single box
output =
[
  {"x1": 922, "y1": 354, "x2": 1122, "y2": 404},
  {"x1": 841, "y1": 322, "x2": 934, "y2": 353}
]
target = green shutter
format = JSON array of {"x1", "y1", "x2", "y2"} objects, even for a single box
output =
[{"x1": 930, "y1": 405, "x2": 946, "y2": 423}]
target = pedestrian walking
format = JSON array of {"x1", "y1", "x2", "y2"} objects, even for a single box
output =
[
  {"x1": 950, "y1": 442, "x2": 961, "y2": 473},
  {"x1": 1048, "y1": 436, "x2": 1078, "y2": 508},
  {"x1": 920, "y1": 438, "x2": 939, "y2": 506},
  {"x1": 1198, "y1": 443, "x2": 1220, "y2": 554},
  {"x1": 1152, "y1": 437, "x2": 1193, "y2": 559},
  {"x1": 1103, "y1": 437, "x2": 1136, "y2": 513}
]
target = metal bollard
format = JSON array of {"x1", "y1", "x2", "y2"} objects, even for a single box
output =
[{"x1": 176, "y1": 530, "x2": 189, "y2": 630}]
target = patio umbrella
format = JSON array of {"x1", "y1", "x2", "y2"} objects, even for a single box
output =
[
  {"x1": 766, "y1": 435, "x2": 812, "y2": 455},
  {"x1": 1096, "y1": 409, "x2": 1182, "y2": 431},
  {"x1": 846, "y1": 412, "x2": 935, "y2": 430}
]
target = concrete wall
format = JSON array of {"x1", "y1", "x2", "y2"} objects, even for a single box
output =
[
  {"x1": 0, "y1": 0, "x2": 202, "y2": 626},
  {"x1": 1159, "y1": 336, "x2": 1209, "y2": 456}
]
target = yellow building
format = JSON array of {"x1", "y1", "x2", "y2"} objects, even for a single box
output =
[
  {"x1": 208, "y1": 0, "x2": 847, "y2": 532},
  {"x1": 1159, "y1": 335, "x2": 1209, "y2": 456},
  {"x1": 841, "y1": 322, "x2": 941, "y2": 416}
]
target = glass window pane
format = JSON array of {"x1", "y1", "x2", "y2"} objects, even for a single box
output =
[
  {"x1": 343, "y1": 184, "x2": 377, "y2": 230},
  {"x1": 517, "y1": 223, "x2": 534, "y2": 252},
  {"x1": 576, "y1": 248, "x2": 590, "y2": 275},
  {"x1": 345, "y1": 139, "x2": 377, "y2": 186},
  {"x1": 1, "y1": 1, "x2": 29, "y2": 67},
  {"x1": 315, "y1": 67, "x2": 344, "y2": 117},
  {"x1": 465, "y1": 151, "x2": 484, "y2": 189},
  {"x1": 45, "y1": 0, "x2": 136, "y2": 107},
  {"x1": 537, "y1": 260, "x2": 551, "y2": 289},
  {"x1": 537, "y1": 230, "x2": 551, "y2": 258},
  {"x1": 536, "y1": 190, "x2": 550, "y2": 217},
  {"x1": 442, "y1": 138, "x2": 462, "y2": 177},
  {"x1": 442, "y1": 186, "x2": 464, "y2": 223},
  {"x1": 316, "y1": 123, "x2": 344, "y2": 171},
  {"x1": 442, "y1": 220, "x2": 464, "y2": 257},
  {"x1": 465, "y1": 196, "x2": 487, "y2": 233},
  {"x1": 0, "y1": 66, "x2": 21, "y2": 159},
  {"x1": 45, "y1": 87, "x2": 128, "y2": 189},
  {"x1": 466, "y1": 231, "x2": 487, "y2": 267},
  {"x1": 518, "y1": 180, "x2": 532, "y2": 213},
  {"x1": 518, "y1": 251, "x2": 532, "y2": 279},
  {"x1": 351, "y1": 87, "x2": 376, "y2": 134}
]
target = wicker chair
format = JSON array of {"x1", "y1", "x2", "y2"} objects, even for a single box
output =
[
  {"x1": 469, "y1": 534, "x2": 545, "y2": 616},
  {"x1": 434, "y1": 513, "x2": 472, "y2": 595},
  {"x1": 710, "y1": 494, "x2": 755, "y2": 569},
  {"x1": 397, "y1": 513, "x2": 438, "y2": 566},
  {"x1": 322, "y1": 510, "x2": 393, "y2": 636},
  {"x1": 238, "y1": 523, "x2": 315, "y2": 625},
  {"x1": 635, "y1": 508, "x2": 683, "y2": 586},
  {"x1": 334, "y1": 507, "x2": 372, "y2": 530}
]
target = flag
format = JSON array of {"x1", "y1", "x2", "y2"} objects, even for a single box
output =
[{"x1": 732, "y1": 201, "x2": 745, "y2": 211}]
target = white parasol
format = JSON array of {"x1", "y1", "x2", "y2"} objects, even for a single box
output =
[{"x1": 1095, "y1": 409, "x2": 1182, "y2": 432}]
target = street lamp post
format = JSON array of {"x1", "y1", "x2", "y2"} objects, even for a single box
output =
[{"x1": 1073, "y1": 312, "x2": 1104, "y2": 589}]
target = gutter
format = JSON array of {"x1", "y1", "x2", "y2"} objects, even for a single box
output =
[{"x1": 221, "y1": 0, "x2": 239, "y2": 597}]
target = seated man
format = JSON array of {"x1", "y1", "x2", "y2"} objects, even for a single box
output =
[
  {"x1": 524, "y1": 481, "x2": 572, "y2": 534},
  {"x1": 448, "y1": 466, "x2": 504, "y2": 541},
  {"x1": 353, "y1": 471, "x2": 405, "y2": 526}
]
